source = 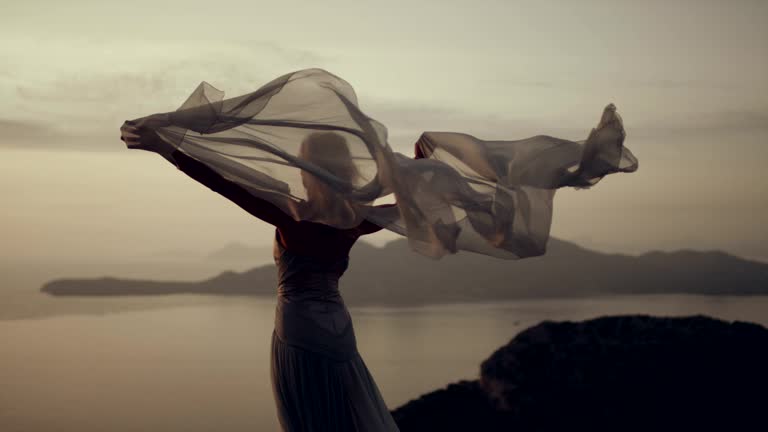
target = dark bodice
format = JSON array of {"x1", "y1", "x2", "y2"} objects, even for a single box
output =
[
  {"x1": 272, "y1": 230, "x2": 358, "y2": 359},
  {"x1": 273, "y1": 230, "x2": 350, "y2": 298}
]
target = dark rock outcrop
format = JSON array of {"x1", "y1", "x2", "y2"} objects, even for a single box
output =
[{"x1": 392, "y1": 315, "x2": 768, "y2": 432}]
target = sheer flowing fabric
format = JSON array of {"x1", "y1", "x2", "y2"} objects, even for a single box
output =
[{"x1": 123, "y1": 68, "x2": 637, "y2": 259}]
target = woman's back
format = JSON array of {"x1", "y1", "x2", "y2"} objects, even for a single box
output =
[{"x1": 276, "y1": 221, "x2": 360, "y2": 260}]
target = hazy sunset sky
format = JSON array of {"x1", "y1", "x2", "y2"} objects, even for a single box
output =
[{"x1": 2, "y1": 0, "x2": 767, "y2": 263}]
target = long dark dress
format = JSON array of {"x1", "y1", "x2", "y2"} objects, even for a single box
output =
[{"x1": 271, "y1": 231, "x2": 399, "y2": 431}]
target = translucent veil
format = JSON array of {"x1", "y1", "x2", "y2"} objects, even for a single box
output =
[{"x1": 123, "y1": 68, "x2": 638, "y2": 259}]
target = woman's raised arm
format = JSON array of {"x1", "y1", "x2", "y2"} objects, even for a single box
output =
[
  {"x1": 171, "y1": 149, "x2": 293, "y2": 228},
  {"x1": 121, "y1": 122, "x2": 293, "y2": 228},
  {"x1": 356, "y1": 139, "x2": 426, "y2": 236},
  {"x1": 356, "y1": 203, "x2": 398, "y2": 235}
]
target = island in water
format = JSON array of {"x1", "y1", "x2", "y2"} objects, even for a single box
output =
[{"x1": 42, "y1": 237, "x2": 768, "y2": 305}]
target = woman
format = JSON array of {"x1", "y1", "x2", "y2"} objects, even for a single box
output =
[
  {"x1": 120, "y1": 68, "x2": 637, "y2": 431},
  {"x1": 121, "y1": 124, "x2": 403, "y2": 431}
]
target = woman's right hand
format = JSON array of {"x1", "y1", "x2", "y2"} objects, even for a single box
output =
[
  {"x1": 120, "y1": 113, "x2": 171, "y2": 148},
  {"x1": 119, "y1": 121, "x2": 145, "y2": 149},
  {"x1": 120, "y1": 115, "x2": 178, "y2": 163}
]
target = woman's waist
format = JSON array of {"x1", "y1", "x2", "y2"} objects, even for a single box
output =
[
  {"x1": 275, "y1": 293, "x2": 350, "y2": 334},
  {"x1": 277, "y1": 275, "x2": 342, "y2": 296},
  {"x1": 273, "y1": 295, "x2": 357, "y2": 359}
]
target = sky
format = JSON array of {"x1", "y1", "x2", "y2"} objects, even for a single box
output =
[{"x1": 1, "y1": 0, "x2": 767, "y2": 264}]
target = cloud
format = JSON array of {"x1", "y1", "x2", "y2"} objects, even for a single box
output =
[
  {"x1": 6, "y1": 68, "x2": 767, "y2": 154},
  {"x1": 0, "y1": 118, "x2": 112, "y2": 151},
  {"x1": 364, "y1": 102, "x2": 586, "y2": 151},
  {"x1": 629, "y1": 109, "x2": 768, "y2": 138},
  {"x1": 16, "y1": 73, "x2": 170, "y2": 104},
  {"x1": 5, "y1": 39, "x2": 333, "y2": 140},
  {"x1": 486, "y1": 76, "x2": 753, "y2": 91},
  {"x1": 626, "y1": 79, "x2": 741, "y2": 90},
  {"x1": 0, "y1": 97, "x2": 588, "y2": 154},
  {"x1": 0, "y1": 119, "x2": 57, "y2": 139},
  {"x1": 0, "y1": 118, "x2": 65, "y2": 148},
  {"x1": 7, "y1": 37, "x2": 330, "y2": 115},
  {"x1": 232, "y1": 40, "x2": 328, "y2": 65}
]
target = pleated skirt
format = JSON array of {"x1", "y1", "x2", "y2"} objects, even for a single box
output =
[{"x1": 270, "y1": 297, "x2": 399, "y2": 431}]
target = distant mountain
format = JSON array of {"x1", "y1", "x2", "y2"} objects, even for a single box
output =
[{"x1": 41, "y1": 238, "x2": 768, "y2": 305}]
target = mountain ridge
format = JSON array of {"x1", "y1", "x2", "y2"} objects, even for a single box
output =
[{"x1": 41, "y1": 238, "x2": 768, "y2": 305}]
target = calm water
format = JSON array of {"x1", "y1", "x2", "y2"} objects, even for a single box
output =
[{"x1": 2, "y1": 295, "x2": 768, "y2": 432}]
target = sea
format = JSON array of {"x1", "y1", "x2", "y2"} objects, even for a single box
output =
[{"x1": 2, "y1": 293, "x2": 767, "y2": 431}]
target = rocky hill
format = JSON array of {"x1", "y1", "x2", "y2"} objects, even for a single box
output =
[{"x1": 391, "y1": 315, "x2": 768, "y2": 431}]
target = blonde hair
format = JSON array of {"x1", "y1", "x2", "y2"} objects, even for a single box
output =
[
  {"x1": 298, "y1": 131, "x2": 361, "y2": 222},
  {"x1": 299, "y1": 132, "x2": 360, "y2": 183}
]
